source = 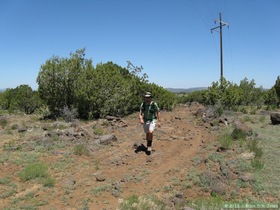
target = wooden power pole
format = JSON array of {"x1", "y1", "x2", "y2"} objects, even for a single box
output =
[{"x1": 211, "y1": 13, "x2": 229, "y2": 81}]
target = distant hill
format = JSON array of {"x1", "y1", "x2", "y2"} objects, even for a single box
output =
[
  {"x1": 0, "y1": 89, "x2": 6, "y2": 92},
  {"x1": 166, "y1": 87, "x2": 207, "y2": 93}
]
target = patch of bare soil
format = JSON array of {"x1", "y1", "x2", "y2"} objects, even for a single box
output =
[{"x1": 1, "y1": 104, "x2": 263, "y2": 209}]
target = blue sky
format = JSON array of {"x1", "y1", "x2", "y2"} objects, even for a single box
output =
[{"x1": 0, "y1": 0, "x2": 279, "y2": 90}]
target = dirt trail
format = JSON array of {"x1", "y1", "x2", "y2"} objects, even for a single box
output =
[
  {"x1": 0, "y1": 104, "x2": 216, "y2": 209},
  {"x1": 88, "y1": 104, "x2": 214, "y2": 209}
]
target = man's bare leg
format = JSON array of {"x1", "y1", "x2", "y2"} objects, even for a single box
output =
[{"x1": 146, "y1": 132, "x2": 153, "y2": 153}]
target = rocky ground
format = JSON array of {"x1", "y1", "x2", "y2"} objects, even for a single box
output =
[{"x1": 0, "y1": 104, "x2": 278, "y2": 209}]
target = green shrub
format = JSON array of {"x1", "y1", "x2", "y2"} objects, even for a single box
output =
[
  {"x1": 0, "y1": 177, "x2": 11, "y2": 185},
  {"x1": 253, "y1": 147, "x2": 263, "y2": 159},
  {"x1": 236, "y1": 159, "x2": 252, "y2": 173},
  {"x1": 236, "y1": 179, "x2": 250, "y2": 188},
  {"x1": 211, "y1": 119, "x2": 220, "y2": 127},
  {"x1": 17, "y1": 162, "x2": 55, "y2": 189},
  {"x1": 251, "y1": 158, "x2": 265, "y2": 171},
  {"x1": 0, "y1": 118, "x2": 8, "y2": 128},
  {"x1": 258, "y1": 115, "x2": 266, "y2": 123},
  {"x1": 73, "y1": 144, "x2": 88, "y2": 156},
  {"x1": 185, "y1": 196, "x2": 223, "y2": 210},
  {"x1": 37, "y1": 50, "x2": 176, "y2": 119},
  {"x1": 231, "y1": 106, "x2": 239, "y2": 112},
  {"x1": 35, "y1": 105, "x2": 51, "y2": 118},
  {"x1": 92, "y1": 185, "x2": 110, "y2": 196},
  {"x1": 42, "y1": 176, "x2": 56, "y2": 187},
  {"x1": 240, "y1": 107, "x2": 248, "y2": 114},
  {"x1": 231, "y1": 128, "x2": 247, "y2": 140},
  {"x1": 243, "y1": 115, "x2": 252, "y2": 122},
  {"x1": 3, "y1": 141, "x2": 22, "y2": 151},
  {"x1": 248, "y1": 139, "x2": 263, "y2": 158},
  {"x1": 249, "y1": 110, "x2": 257, "y2": 115},
  {"x1": 93, "y1": 126, "x2": 104, "y2": 135},
  {"x1": 11, "y1": 124, "x2": 18, "y2": 130},
  {"x1": 208, "y1": 153, "x2": 224, "y2": 163},
  {"x1": 61, "y1": 106, "x2": 78, "y2": 122},
  {"x1": 19, "y1": 162, "x2": 52, "y2": 183},
  {"x1": 265, "y1": 104, "x2": 277, "y2": 111},
  {"x1": 219, "y1": 134, "x2": 233, "y2": 150},
  {"x1": 117, "y1": 195, "x2": 166, "y2": 210},
  {"x1": 213, "y1": 100, "x2": 224, "y2": 117}
]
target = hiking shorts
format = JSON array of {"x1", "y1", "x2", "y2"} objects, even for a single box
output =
[{"x1": 143, "y1": 121, "x2": 157, "y2": 134}]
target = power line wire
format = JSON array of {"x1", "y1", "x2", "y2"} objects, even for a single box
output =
[
  {"x1": 190, "y1": 0, "x2": 219, "y2": 56},
  {"x1": 222, "y1": 0, "x2": 235, "y2": 80},
  {"x1": 190, "y1": 0, "x2": 210, "y2": 29}
]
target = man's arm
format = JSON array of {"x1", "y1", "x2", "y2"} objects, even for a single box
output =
[
  {"x1": 156, "y1": 111, "x2": 161, "y2": 127},
  {"x1": 139, "y1": 111, "x2": 144, "y2": 124}
]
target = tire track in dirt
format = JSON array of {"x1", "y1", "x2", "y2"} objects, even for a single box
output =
[
  {"x1": 0, "y1": 104, "x2": 214, "y2": 210},
  {"x1": 91, "y1": 105, "x2": 209, "y2": 208}
]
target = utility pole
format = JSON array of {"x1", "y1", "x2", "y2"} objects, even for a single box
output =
[{"x1": 211, "y1": 13, "x2": 229, "y2": 81}]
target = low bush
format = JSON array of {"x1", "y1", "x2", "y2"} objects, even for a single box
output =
[
  {"x1": 219, "y1": 134, "x2": 233, "y2": 150},
  {"x1": 19, "y1": 162, "x2": 49, "y2": 181},
  {"x1": 0, "y1": 118, "x2": 8, "y2": 128},
  {"x1": 61, "y1": 106, "x2": 78, "y2": 122},
  {"x1": 73, "y1": 144, "x2": 88, "y2": 156},
  {"x1": 251, "y1": 158, "x2": 265, "y2": 171},
  {"x1": 248, "y1": 139, "x2": 263, "y2": 158},
  {"x1": 184, "y1": 196, "x2": 223, "y2": 210},
  {"x1": 117, "y1": 195, "x2": 166, "y2": 210},
  {"x1": 231, "y1": 128, "x2": 247, "y2": 140},
  {"x1": 19, "y1": 162, "x2": 54, "y2": 187}
]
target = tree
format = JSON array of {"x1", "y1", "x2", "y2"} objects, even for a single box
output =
[
  {"x1": 202, "y1": 79, "x2": 225, "y2": 106},
  {"x1": 202, "y1": 77, "x2": 265, "y2": 110},
  {"x1": 0, "y1": 85, "x2": 42, "y2": 114},
  {"x1": 37, "y1": 49, "x2": 176, "y2": 119},
  {"x1": 146, "y1": 83, "x2": 176, "y2": 111},
  {"x1": 273, "y1": 76, "x2": 280, "y2": 106},
  {"x1": 74, "y1": 62, "x2": 97, "y2": 119},
  {"x1": 0, "y1": 88, "x2": 13, "y2": 111},
  {"x1": 90, "y1": 62, "x2": 132, "y2": 118},
  {"x1": 238, "y1": 78, "x2": 264, "y2": 106},
  {"x1": 264, "y1": 87, "x2": 278, "y2": 106},
  {"x1": 37, "y1": 48, "x2": 90, "y2": 117},
  {"x1": 221, "y1": 82, "x2": 241, "y2": 108}
]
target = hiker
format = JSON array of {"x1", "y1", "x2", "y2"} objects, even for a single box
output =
[{"x1": 139, "y1": 92, "x2": 160, "y2": 154}]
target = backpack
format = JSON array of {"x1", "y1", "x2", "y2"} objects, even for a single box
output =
[{"x1": 141, "y1": 101, "x2": 156, "y2": 113}]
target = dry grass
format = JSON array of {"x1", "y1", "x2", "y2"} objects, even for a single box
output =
[
  {"x1": 247, "y1": 115, "x2": 280, "y2": 199},
  {"x1": 0, "y1": 107, "x2": 279, "y2": 209}
]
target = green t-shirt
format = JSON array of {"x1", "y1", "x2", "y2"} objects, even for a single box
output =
[{"x1": 140, "y1": 102, "x2": 159, "y2": 122}]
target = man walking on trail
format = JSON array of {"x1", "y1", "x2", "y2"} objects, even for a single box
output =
[{"x1": 139, "y1": 92, "x2": 160, "y2": 154}]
